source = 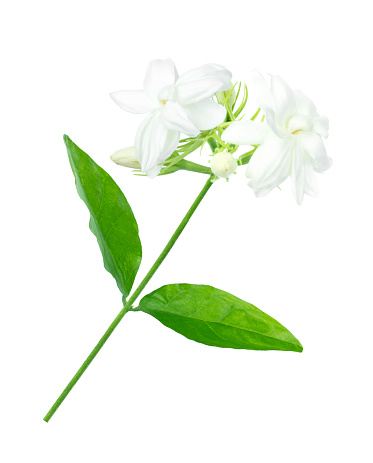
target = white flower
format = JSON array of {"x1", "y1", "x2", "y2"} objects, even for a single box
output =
[
  {"x1": 210, "y1": 151, "x2": 237, "y2": 178},
  {"x1": 111, "y1": 59, "x2": 232, "y2": 178},
  {"x1": 110, "y1": 146, "x2": 140, "y2": 169},
  {"x1": 223, "y1": 70, "x2": 331, "y2": 204}
]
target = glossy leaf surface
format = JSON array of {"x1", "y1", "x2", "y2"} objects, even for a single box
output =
[
  {"x1": 65, "y1": 135, "x2": 142, "y2": 298},
  {"x1": 138, "y1": 283, "x2": 303, "y2": 352}
]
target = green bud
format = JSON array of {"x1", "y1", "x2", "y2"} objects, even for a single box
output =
[
  {"x1": 111, "y1": 147, "x2": 141, "y2": 169},
  {"x1": 210, "y1": 151, "x2": 237, "y2": 178}
]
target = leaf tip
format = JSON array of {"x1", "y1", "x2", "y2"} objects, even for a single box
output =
[
  {"x1": 293, "y1": 340, "x2": 303, "y2": 353},
  {"x1": 63, "y1": 135, "x2": 74, "y2": 153}
]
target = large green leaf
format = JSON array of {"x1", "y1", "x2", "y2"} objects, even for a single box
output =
[
  {"x1": 64, "y1": 135, "x2": 142, "y2": 298},
  {"x1": 138, "y1": 284, "x2": 303, "y2": 352}
]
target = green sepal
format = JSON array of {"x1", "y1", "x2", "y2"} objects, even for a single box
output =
[
  {"x1": 160, "y1": 158, "x2": 212, "y2": 176},
  {"x1": 137, "y1": 283, "x2": 303, "y2": 352},
  {"x1": 64, "y1": 135, "x2": 142, "y2": 298},
  {"x1": 238, "y1": 148, "x2": 257, "y2": 166}
]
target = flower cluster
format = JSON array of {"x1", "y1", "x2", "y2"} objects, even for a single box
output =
[
  {"x1": 111, "y1": 59, "x2": 231, "y2": 178},
  {"x1": 111, "y1": 59, "x2": 331, "y2": 204}
]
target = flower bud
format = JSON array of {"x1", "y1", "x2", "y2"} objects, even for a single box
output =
[
  {"x1": 110, "y1": 147, "x2": 141, "y2": 169},
  {"x1": 217, "y1": 82, "x2": 236, "y2": 107},
  {"x1": 210, "y1": 151, "x2": 237, "y2": 178}
]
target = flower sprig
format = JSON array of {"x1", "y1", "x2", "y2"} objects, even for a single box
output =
[
  {"x1": 112, "y1": 59, "x2": 331, "y2": 204},
  {"x1": 44, "y1": 58, "x2": 331, "y2": 422},
  {"x1": 112, "y1": 79, "x2": 254, "y2": 180}
]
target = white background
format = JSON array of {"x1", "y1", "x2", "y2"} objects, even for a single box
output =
[{"x1": 1, "y1": 0, "x2": 372, "y2": 461}]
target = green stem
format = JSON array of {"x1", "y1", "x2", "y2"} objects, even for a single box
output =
[
  {"x1": 225, "y1": 103, "x2": 235, "y2": 122},
  {"x1": 43, "y1": 175, "x2": 215, "y2": 422},
  {"x1": 251, "y1": 107, "x2": 261, "y2": 121},
  {"x1": 212, "y1": 133, "x2": 228, "y2": 148},
  {"x1": 207, "y1": 137, "x2": 218, "y2": 152}
]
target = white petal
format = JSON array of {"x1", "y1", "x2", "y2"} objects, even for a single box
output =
[
  {"x1": 294, "y1": 90, "x2": 318, "y2": 117},
  {"x1": 177, "y1": 64, "x2": 231, "y2": 88},
  {"x1": 250, "y1": 69, "x2": 274, "y2": 110},
  {"x1": 143, "y1": 58, "x2": 178, "y2": 99},
  {"x1": 291, "y1": 142, "x2": 322, "y2": 203},
  {"x1": 313, "y1": 115, "x2": 329, "y2": 139},
  {"x1": 287, "y1": 114, "x2": 313, "y2": 134},
  {"x1": 110, "y1": 90, "x2": 156, "y2": 114},
  {"x1": 185, "y1": 99, "x2": 226, "y2": 131},
  {"x1": 144, "y1": 163, "x2": 166, "y2": 179},
  {"x1": 250, "y1": 71, "x2": 289, "y2": 137},
  {"x1": 175, "y1": 63, "x2": 232, "y2": 105},
  {"x1": 135, "y1": 111, "x2": 179, "y2": 178},
  {"x1": 304, "y1": 159, "x2": 319, "y2": 198},
  {"x1": 246, "y1": 131, "x2": 292, "y2": 196},
  {"x1": 263, "y1": 106, "x2": 289, "y2": 138},
  {"x1": 223, "y1": 120, "x2": 270, "y2": 145},
  {"x1": 300, "y1": 132, "x2": 332, "y2": 173},
  {"x1": 157, "y1": 85, "x2": 175, "y2": 102},
  {"x1": 135, "y1": 113, "x2": 159, "y2": 172},
  {"x1": 291, "y1": 140, "x2": 306, "y2": 205},
  {"x1": 271, "y1": 75, "x2": 297, "y2": 130},
  {"x1": 160, "y1": 100, "x2": 200, "y2": 137}
]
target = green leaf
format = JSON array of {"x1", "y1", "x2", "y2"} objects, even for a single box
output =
[
  {"x1": 64, "y1": 135, "x2": 142, "y2": 298},
  {"x1": 137, "y1": 284, "x2": 303, "y2": 352}
]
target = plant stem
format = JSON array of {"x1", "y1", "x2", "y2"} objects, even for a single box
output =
[
  {"x1": 43, "y1": 175, "x2": 215, "y2": 422},
  {"x1": 207, "y1": 137, "x2": 218, "y2": 152},
  {"x1": 225, "y1": 103, "x2": 235, "y2": 122}
]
